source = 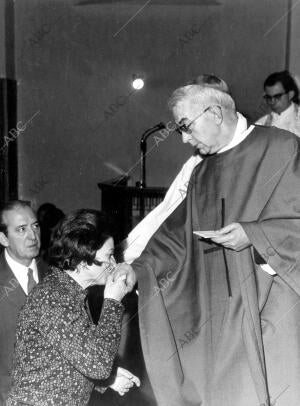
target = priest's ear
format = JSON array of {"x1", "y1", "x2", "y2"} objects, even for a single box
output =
[
  {"x1": 0, "y1": 232, "x2": 9, "y2": 248},
  {"x1": 209, "y1": 105, "x2": 223, "y2": 125}
]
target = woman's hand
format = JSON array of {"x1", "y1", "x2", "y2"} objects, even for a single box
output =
[
  {"x1": 109, "y1": 367, "x2": 140, "y2": 396},
  {"x1": 104, "y1": 274, "x2": 127, "y2": 302},
  {"x1": 112, "y1": 263, "x2": 137, "y2": 294}
]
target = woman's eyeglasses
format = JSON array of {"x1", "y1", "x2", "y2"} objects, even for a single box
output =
[{"x1": 93, "y1": 257, "x2": 116, "y2": 274}]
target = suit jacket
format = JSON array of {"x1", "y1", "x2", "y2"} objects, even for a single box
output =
[{"x1": 0, "y1": 251, "x2": 46, "y2": 405}]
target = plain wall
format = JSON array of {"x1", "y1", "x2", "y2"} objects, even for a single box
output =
[
  {"x1": 13, "y1": 0, "x2": 288, "y2": 212},
  {"x1": 290, "y1": 0, "x2": 300, "y2": 78}
]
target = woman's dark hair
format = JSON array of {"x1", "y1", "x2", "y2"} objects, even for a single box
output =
[
  {"x1": 48, "y1": 209, "x2": 112, "y2": 271},
  {"x1": 264, "y1": 70, "x2": 299, "y2": 104}
]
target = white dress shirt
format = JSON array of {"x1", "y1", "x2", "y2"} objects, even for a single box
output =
[
  {"x1": 5, "y1": 249, "x2": 39, "y2": 295},
  {"x1": 256, "y1": 102, "x2": 300, "y2": 137}
]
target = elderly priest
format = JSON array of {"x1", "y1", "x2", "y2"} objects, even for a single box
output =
[{"x1": 132, "y1": 84, "x2": 300, "y2": 406}]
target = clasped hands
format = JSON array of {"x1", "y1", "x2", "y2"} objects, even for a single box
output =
[
  {"x1": 109, "y1": 367, "x2": 140, "y2": 396},
  {"x1": 207, "y1": 222, "x2": 251, "y2": 251},
  {"x1": 111, "y1": 263, "x2": 137, "y2": 294},
  {"x1": 95, "y1": 367, "x2": 140, "y2": 396}
]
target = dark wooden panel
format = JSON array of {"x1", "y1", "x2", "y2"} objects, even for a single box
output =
[
  {"x1": 98, "y1": 183, "x2": 167, "y2": 241},
  {"x1": 0, "y1": 78, "x2": 18, "y2": 203}
]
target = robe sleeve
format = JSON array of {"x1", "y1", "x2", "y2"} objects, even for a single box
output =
[{"x1": 241, "y1": 140, "x2": 300, "y2": 293}]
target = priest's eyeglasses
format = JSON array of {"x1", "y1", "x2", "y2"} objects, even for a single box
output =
[
  {"x1": 263, "y1": 92, "x2": 287, "y2": 103},
  {"x1": 175, "y1": 105, "x2": 218, "y2": 136}
]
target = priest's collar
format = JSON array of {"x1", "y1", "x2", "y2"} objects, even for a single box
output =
[{"x1": 218, "y1": 113, "x2": 254, "y2": 154}]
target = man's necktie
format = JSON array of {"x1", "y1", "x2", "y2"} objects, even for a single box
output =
[{"x1": 27, "y1": 268, "x2": 37, "y2": 294}]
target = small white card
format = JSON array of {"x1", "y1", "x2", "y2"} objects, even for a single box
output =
[{"x1": 193, "y1": 230, "x2": 220, "y2": 239}]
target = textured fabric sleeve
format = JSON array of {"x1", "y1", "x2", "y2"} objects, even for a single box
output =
[
  {"x1": 39, "y1": 298, "x2": 124, "y2": 380},
  {"x1": 94, "y1": 385, "x2": 107, "y2": 394}
]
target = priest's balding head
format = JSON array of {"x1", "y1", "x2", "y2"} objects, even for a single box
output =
[
  {"x1": 192, "y1": 73, "x2": 230, "y2": 94},
  {"x1": 169, "y1": 85, "x2": 238, "y2": 155}
]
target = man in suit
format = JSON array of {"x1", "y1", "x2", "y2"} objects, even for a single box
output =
[{"x1": 0, "y1": 200, "x2": 45, "y2": 405}]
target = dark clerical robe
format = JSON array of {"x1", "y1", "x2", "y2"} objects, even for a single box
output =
[{"x1": 132, "y1": 125, "x2": 300, "y2": 406}]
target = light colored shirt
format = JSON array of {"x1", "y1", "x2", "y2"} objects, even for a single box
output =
[
  {"x1": 5, "y1": 249, "x2": 38, "y2": 295},
  {"x1": 256, "y1": 102, "x2": 300, "y2": 136}
]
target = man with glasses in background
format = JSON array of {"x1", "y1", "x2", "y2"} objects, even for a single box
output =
[
  {"x1": 256, "y1": 70, "x2": 300, "y2": 136},
  {"x1": 132, "y1": 84, "x2": 300, "y2": 405}
]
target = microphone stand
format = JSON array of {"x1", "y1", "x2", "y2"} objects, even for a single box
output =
[{"x1": 139, "y1": 122, "x2": 165, "y2": 188}]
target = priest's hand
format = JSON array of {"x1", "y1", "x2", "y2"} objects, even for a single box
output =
[
  {"x1": 210, "y1": 223, "x2": 251, "y2": 251},
  {"x1": 112, "y1": 263, "x2": 137, "y2": 293}
]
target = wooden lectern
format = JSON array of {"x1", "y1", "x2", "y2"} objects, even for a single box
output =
[{"x1": 98, "y1": 183, "x2": 167, "y2": 241}]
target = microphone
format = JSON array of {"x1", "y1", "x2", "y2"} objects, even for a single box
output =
[
  {"x1": 147, "y1": 122, "x2": 166, "y2": 131},
  {"x1": 141, "y1": 122, "x2": 166, "y2": 143}
]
